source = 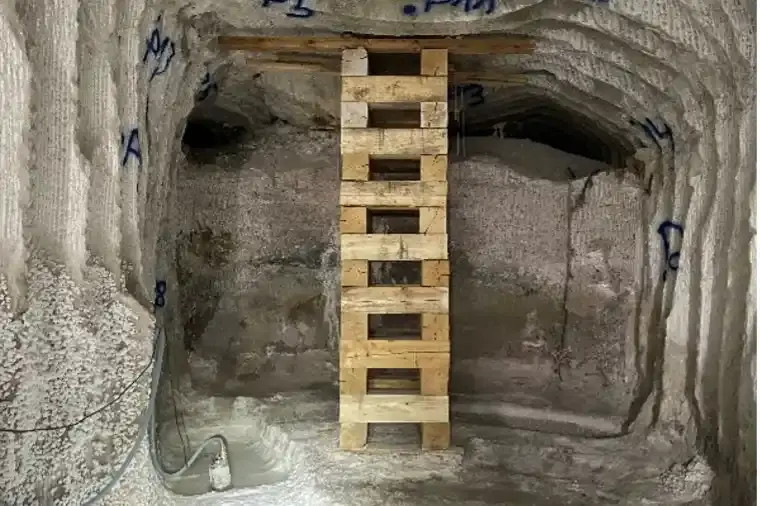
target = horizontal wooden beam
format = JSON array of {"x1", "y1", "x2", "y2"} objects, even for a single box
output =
[
  {"x1": 341, "y1": 233, "x2": 448, "y2": 261},
  {"x1": 341, "y1": 340, "x2": 449, "y2": 369},
  {"x1": 341, "y1": 128, "x2": 447, "y2": 155},
  {"x1": 342, "y1": 76, "x2": 447, "y2": 102},
  {"x1": 341, "y1": 286, "x2": 448, "y2": 313},
  {"x1": 368, "y1": 377, "x2": 419, "y2": 390},
  {"x1": 340, "y1": 181, "x2": 447, "y2": 207},
  {"x1": 246, "y1": 59, "x2": 534, "y2": 85},
  {"x1": 219, "y1": 35, "x2": 535, "y2": 55},
  {"x1": 340, "y1": 394, "x2": 449, "y2": 423}
]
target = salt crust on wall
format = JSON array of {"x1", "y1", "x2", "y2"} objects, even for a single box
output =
[{"x1": 0, "y1": 0, "x2": 754, "y2": 504}]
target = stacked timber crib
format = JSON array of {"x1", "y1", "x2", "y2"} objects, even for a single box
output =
[{"x1": 338, "y1": 47, "x2": 451, "y2": 450}]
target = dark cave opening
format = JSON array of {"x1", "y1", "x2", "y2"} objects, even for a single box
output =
[
  {"x1": 451, "y1": 102, "x2": 633, "y2": 168},
  {"x1": 182, "y1": 117, "x2": 249, "y2": 150}
]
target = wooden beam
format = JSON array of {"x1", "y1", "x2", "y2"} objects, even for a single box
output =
[
  {"x1": 339, "y1": 181, "x2": 447, "y2": 207},
  {"x1": 342, "y1": 76, "x2": 447, "y2": 103},
  {"x1": 422, "y1": 260, "x2": 450, "y2": 287},
  {"x1": 341, "y1": 286, "x2": 449, "y2": 313},
  {"x1": 421, "y1": 155, "x2": 447, "y2": 182},
  {"x1": 219, "y1": 35, "x2": 535, "y2": 55},
  {"x1": 341, "y1": 260, "x2": 369, "y2": 287},
  {"x1": 340, "y1": 233, "x2": 448, "y2": 261},
  {"x1": 422, "y1": 313, "x2": 449, "y2": 342},
  {"x1": 340, "y1": 394, "x2": 449, "y2": 423},
  {"x1": 340, "y1": 206, "x2": 367, "y2": 233},
  {"x1": 340, "y1": 128, "x2": 447, "y2": 156},
  {"x1": 368, "y1": 377, "x2": 419, "y2": 390},
  {"x1": 419, "y1": 207, "x2": 447, "y2": 234},
  {"x1": 246, "y1": 55, "x2": 532, "y2": 89},
  {"x1": 340, "y1": 340, "x2": 449, "y2": 369}
]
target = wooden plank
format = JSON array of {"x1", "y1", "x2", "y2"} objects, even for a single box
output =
[
  {"x1": 246, "y1": 61, "x2": 332, "y2": 72},
  {"x1": 341, "y1": 340, "x2": 449, "y2": 369},
  {"x1": 340, "y1": 129, "x2": 447, "y2": 155},
  {"x1": 341, "y1": 102, "x2": 368, "y2": 128},
  {"x1": 420, "y1": 155, "x2": 447, "y2": 181},
  {"x1": 342, "y1": 260, "x2": 368, "y2": 287},
  {"x1": 341, "y1": 311, "x2": 368, "y2": 340},
  {"x1": 342, "y1": 286, "x2": 448, "y2": 313},
  {"x1": 340, "y1": 367, "x2": 367, "y2": 394},
  {"x1": 341, "y1": 234, "x2": 447, "y2": 261},
  {"x1": 340, "y1": 394, "x2": 449, "y2": 423},
  {"x1": 422, "y1": 314, "x2": 449, "y2": 341},
  {"x1": 340, "y1": 181, "x2": 446, "y2": 207},
  {"x1": 218, "y1": 35, "x2": 536, "y2": 55},
  {"x1": 422, "y1": 260, "x2": 449, "y2": 287},
  {"x1": 245, "y1": 55, "x2": 531, "y2": 84},
  {"x1": 421, "y1": 49, "x2": 448, "y2": 76},
  {"x1": 420, "y1": 207, "x2": 447, "y2": 234},
  {"x1": 342, "y1": 153, "x2": 370, "y2": 181},
  {"x1": 369, "y1": 377, "x2": 420, "y2": 390},
  {"x1": 342, "y1": 47, "x2": 368, "y2": 76},
  {"x1": 340, "y1": 422, "x2": 368, "y2": 450},
  {"x1": 341, "y1": 76, "x2": 446, "y2": 102},
  {"x1": 421, "y1": 368, "x2": 449, "y2": 395},
  {"x1": 340, "y1": 207, "x2": 367, "y2": 233},
  {"x1": 421, "y1": 102, "x2": 448, "y2": 128},
  {"x1": 340, "y1": 303, "x2": 369, "y2": 449},
  {"x1": 422, "y1": 423, "x2": 450, "y2": 450}
]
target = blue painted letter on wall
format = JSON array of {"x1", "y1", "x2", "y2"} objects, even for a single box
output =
[
  {"x1": 120, "y1": 128, "x2": 142, "y2": 167},
  {"x1": 143, "y1": 16, "x2": 176, "y2": 80},
  {"x1": 403, "y1": 0, "x2": 495, "y2": 16},
  {"x1": 262, "y1": 0, "x2": 315, "y2": 18},
  {"x1": 657, "y1": 220, "x2": 684, "y2": 280}
]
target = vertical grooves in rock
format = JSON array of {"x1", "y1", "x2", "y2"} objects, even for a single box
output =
[
  {"x1": 79, "y1": 0, "x2": 122, "y2": 274},
  {"x1": 22, "y1": 0, "x2": 88, "y2": 282},
  {"x1": 114, "y1": 0, "x2": 147, "y2": 296},
  {"x1": 0, "y1": 8, "x2": 31, "y2": 310}
]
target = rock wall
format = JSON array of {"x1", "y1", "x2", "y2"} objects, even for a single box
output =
[
  {"x1": 175, "y1": 130, "x2": 642, "y2": 417},
  {"x1": 174, "y1": 127, "x2": 340, "y2": 396},
  {"x1": 0, "y1": 2, "x2": 208, "y2": 504}
]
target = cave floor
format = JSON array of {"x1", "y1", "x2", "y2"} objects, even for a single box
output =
[{"x1": 153, "y1": 391, "x2": 712, "y2": 506}]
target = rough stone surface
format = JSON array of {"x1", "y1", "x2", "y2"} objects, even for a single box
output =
[{"x1": 173, "y1": 130, "x2": 639, "y2": 417}]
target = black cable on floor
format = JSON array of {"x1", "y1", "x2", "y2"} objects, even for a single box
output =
[{"x1": 0, "y1": 342, "x2": 156, "y2": 434}]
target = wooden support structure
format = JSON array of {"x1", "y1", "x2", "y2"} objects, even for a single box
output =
[
  {"x1": 218, "y1": 34, "x2": 535, "y2": 54},
  {"x1": 339, "y1": 46, "x2": 451, "y2": 451}
]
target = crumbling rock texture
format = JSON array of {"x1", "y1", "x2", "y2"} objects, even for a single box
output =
[{"x1": 0, "y1": 0, "x2": 755, "y2": 505}]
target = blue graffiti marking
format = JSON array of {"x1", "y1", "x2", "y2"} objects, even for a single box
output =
[
  {"x1": 154, "y1": 280, "x2": 167, "y2": 308},
  {"x1": 120, "y1": 128, "x2": 142, "y2": 167},
  {"x1": 262, "y1": 0, "x2": 315, "y2": 18},
  {"x1": 198, "y1": 72, "x2": 218, "y2": 101},
  {"x1": 143, "y1": 16, "x2": 176, "y2": 80},
  {"x1": 449, "y1": 0, "x2": 496, "y2": 13},
  {"x1": 402, "y1": 0, "x2": 495, "y2": 16},
  {"x1": 449, "y1": 83, "x2": 485, "y2": 107},
  {"x1": 630, "y1": 117, "x2": 674, "y2": 150},
  {"x1": 657, "y1": 220, "x2": 684, "y2": 280}
]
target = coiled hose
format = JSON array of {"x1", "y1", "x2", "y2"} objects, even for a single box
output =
[{"x1": 82, "y1": 327, "x2": 232, "y2": 504}]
